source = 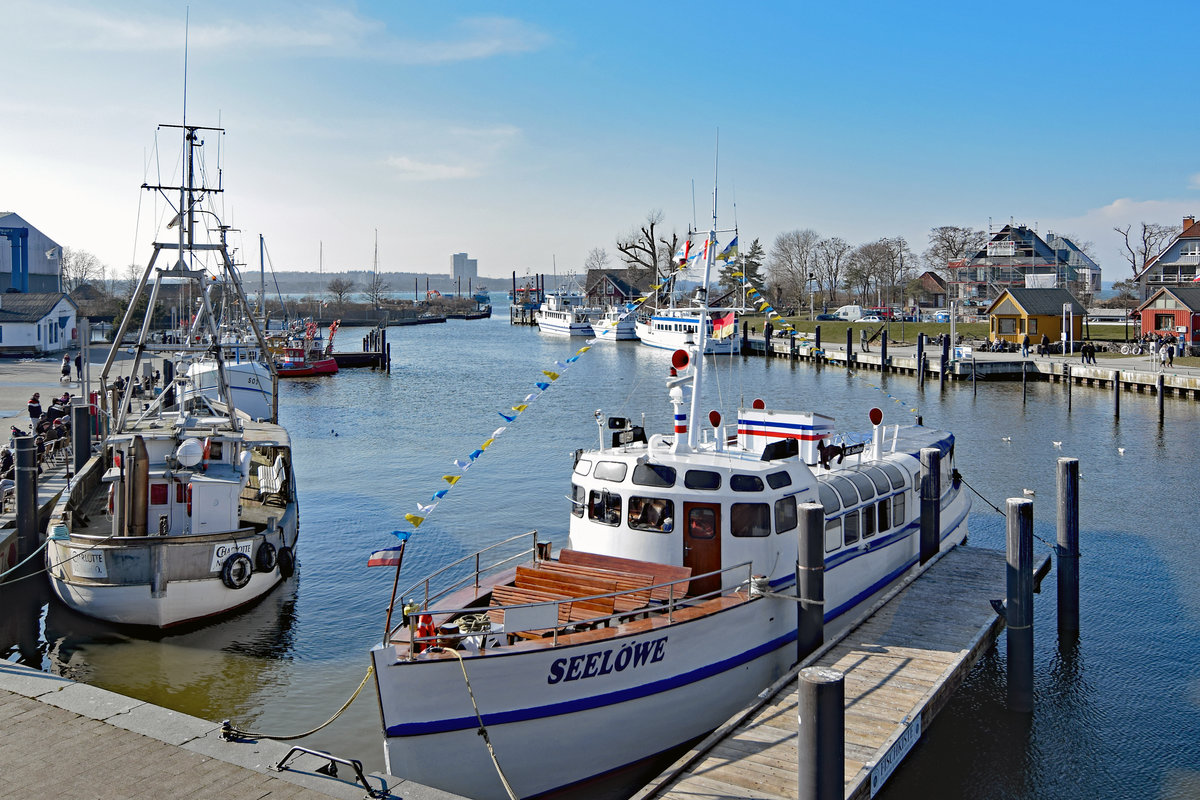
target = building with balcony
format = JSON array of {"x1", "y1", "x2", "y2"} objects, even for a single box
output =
[
  {"x1": 946, "y1": 224, "x2": 1100, "y2": 304},
  {"x1": 1134, "y1": 216, "x2": 1200, "y2": 300}
]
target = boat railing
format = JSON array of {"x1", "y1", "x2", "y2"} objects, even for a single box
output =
[
  {"x1": 389, "y1": 529, "x2": 544, "y2": 628},
  {"x1": 405, "y1": 560, "x2": 756, "y2": 657}
]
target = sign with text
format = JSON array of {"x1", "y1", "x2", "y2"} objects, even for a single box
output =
[
  {"x1": 870, "y1": 715, "x2": 922, "y2": 796},
  {"x1": 210, "y1": 540, "x2": 253, "y2": 571},
  {"x1": 71, "y1": 548, "x2": 107, "y2": 579}
]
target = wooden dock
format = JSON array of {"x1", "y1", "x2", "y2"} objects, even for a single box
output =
[{"x1": 637, "y1": 545, "x2": 1049, "y2": 800}]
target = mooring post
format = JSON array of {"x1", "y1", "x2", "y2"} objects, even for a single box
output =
[
  {"x1": 971, "y1": 356, "x2": 977, "y2": 395},
  {"x1": 1113, "y1": 370, "x2": 1121, "y2": 420},
  {"x1": 797, "y1": 666, "x2": 844, "y2": 800},
  {"x1": 919, "y1": 447, "x2": 941, "y2": 565},
  {"x1": 1006, "y1": 497, "x2": 1034, "y2": 713},
  {"x1": 764, "y1": 322, "x2": 774, "y2": 358},
  {"x1": 790, "y1": 332, "x2": 798, "y2": 360},
  {"x1": 939, "y1": 354, "x2": 947, "y2": 392},
  {"x1": 741, "y1": 321, "x2": 749, "y2": 355},
  {"x1": 796, "y1": 502, "x2": 825, "y2": 663},
  {"x1": 1066, "y1": 364, "x2": 1072, "y2": 411},
  {"x1": 915, "y1": 334, "x2": 924, "y2": 379},
  {"x1": 386, "y1": 343, "x2": 391, "y2": 373},
  {"x1": 1057, "y1": 457, "x2": 1080, "y2": 638},
  {"x1": 814, "y1": 324, "x2": 821, "y2": 352},
  {"x1": 71, "y1": 400, "x2": 91, "y2": 475},
  {"x1": 880, "y1": 330, "x2": 888, "y2": 369},
  {"x1": 14, "y1": 435, "x2": 37, "y2": 560},
  {"x1": 1157, "y1": 373, "x2": 1165, "y2": 422},
  {"x1": 845, "y1": 328, "x2": 853, "y2": 366}
]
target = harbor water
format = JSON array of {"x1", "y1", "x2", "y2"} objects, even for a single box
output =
[{"x1": 3, "y1": 311, "x2": 1198, "y2": 799}]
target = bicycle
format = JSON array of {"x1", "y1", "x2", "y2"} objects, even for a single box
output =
[{"x1": 1120, "y1": 343, "x2": 1144, "y2": 355}]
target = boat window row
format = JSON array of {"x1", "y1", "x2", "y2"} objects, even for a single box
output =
[
  {"x1": 575, "y1": 459, "x2": 791, "y2": 493},
  {"x1": 822, "y1": 493, "x2": 907, "y2": 552},
  {"x1": 572, "y1": 484, "x2": 798, "y2": 537}
]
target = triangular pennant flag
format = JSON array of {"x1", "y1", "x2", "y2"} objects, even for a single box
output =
[
  {"x1": 512, "y1": 404, "x2": 528, "y2": 412},
  {"x1": 481, "y1": 438, "x2": 495, "y2": 449},
  {"x1": 453, "y1": 458, "x2": 471, "y2": 469},
  {"x1": 543, "y1": 371, "x2": 560, "y2": 381},
  {"x1": 575, "y1": 346, "x2": 591, "y2": 355},
  {"x1": 524, "y1": 393, "x2": 538, "y2": 403},
  {"x1": 492, "y1": 427, "x2": 507, "y2": 438},
  {"x1": 732, "y1": 271, "x2": 743, "y2": 277},
  {"x1": 535, "y1": 381, "x2": 550, "y2": 390},
  {"x1": 469, "y1": 449, "x2": 484, "y2": 460},
  {"x1": 391, "y1": 530, "x2": 412, "y2": 542},
  {"x1": 443, "y1": 475, "x2": 461, "y2": 485},
  {"x1": 404, "y1": 513, "x2": 426, "y2": 528},
  {"x1": 432, "y1": 489, "x2": 449, "y2": 500},
  {"x1": 417, "y1": 502, "x2": 435, "y2": 514},
  {"x1": 499, "y1": 412, "x2": 517, "y2": 421}
]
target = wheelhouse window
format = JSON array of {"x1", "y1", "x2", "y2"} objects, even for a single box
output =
[
  {"x1": 774, "y1": 495, "x2": 797, "y2": 534},
  {"x1": 825, "y1": 476, "x2": 858, "y2": 506},
  {"x1": 877, "y1": 497, "x2": 891, "y2": 533},
  {"x1": 571, "y1": 483, "x2": 585, "y2": 517},
  {"x1": 633, "y1": 463, "x2": 676, "y2": 487},
  {"x1": 731, "y1": 503, "x2": 771, "y2": 537},
  {"x1": 766, "y1": 471, "x2": 792, "y2": 489},
  {"x1": 843, "y1": 511, "x2": 860, "y2": 546},
  {"x1": 893, "y1": 491, "x2": 906, "y2": 528},
  {"x1": 573, "y1": 458, "x2": 592, "y2": 476},
  {"x1": 824, "y1": 518, "x2": 842, "y2": 552},
  {"x1": 628, "y1": 496, "x2": 674, "y2": 532},
  {"x1": 862, "y1": 504, "x2": 877, "y2": 538},
  {"x1": 588, "y1": 490, "x2": 621, "y2": 526},
  {"x1": 684, "y1": 469, "x2": 722, "y2": 490},
  {"x1": 731, "y1": 474, "x2": 764, "y2": 492},
  {"x1": 594, "y1": 461, "x2": 628, "y2": 482}
]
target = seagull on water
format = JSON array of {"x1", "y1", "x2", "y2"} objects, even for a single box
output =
[
  {"x1": 1001, "y1": 436, "x2": 1012, "y2": 442},
  {"x1": 1023, "y1": 488, "x2": 1036, "y2": 496},
  {"x1": 1052, "y1": 441, "x2": 1062, "y2": 448},
  {"x1": 1118, "y1": 447, "x2": 1125, "y2": 455}
]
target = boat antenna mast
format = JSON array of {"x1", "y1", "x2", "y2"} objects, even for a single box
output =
[{"x1": 686, "y1": 132, "x2": 719, "y2": 450}]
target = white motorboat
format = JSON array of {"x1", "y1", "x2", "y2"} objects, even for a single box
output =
[
  {"x1": 590, "y1": 304, "x2": 639, "y2": 342},
  {"x1": 636, "y1": 304, "x2": 741, "y2": 354},
  {"x1": 46, "y1": 118, "x2": 299, "y2": 628},
  {"x1": 370, "y1": 201, "x2": 970, "y2": 799},
  {"x1": 535, "y1": 291, "x2": 595, "y2": 337}
]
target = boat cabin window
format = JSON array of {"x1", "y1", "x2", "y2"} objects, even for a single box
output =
[
  {"x1": 774, "y1": 496, "x2": 797, "y2": 534},
  {"x1": 731, "y1": 474, "x2": 764, "y2": 492},
  {"x1": 684, "y1": 469, "x2": 722, "y2": 490},
  {"x1": 766, "y1": 471, "x2": 792, "y2": 489},
  {"x1": 843, "y1": 511, "x2": 860, "y2": 545},
  {"x1": 628, "y1": 496, "x2": 674, "y2": 532},
  {"x1": 824, "y1": 518, "x2": 842, "y2": 552},
  {"x1": 731, "y1": 503, "x2": 771, "y2": 537},
  {"x1": 633, "y1": 463, "x2": 676, "y2": 488},
  {"x1": 818, "y1": 483, "x2": 840, "y2": 514},
  {"x1": 862, "y1": 504, "x2": 877, "y2": 538},
  {"x1": 879, "y1": 463, "x2": 906, "y2": 489},
  {"x1": 687, "y1": 507, "x2": 717, "y2": 539},
  {"x1": 571, "y1": 483, "x2": 585, "y2": 518},
  {"x1": 588, "y1": 490, "x2": 621, "y2": 526},
  {"x1": 848, "y1": 472, "x2": 875, "y2": 501},
  {"x1": 892, "y1": 491, "x2": 906, "y2": 527},
  {"x1": 150, "y1": 483, "x2": 168, "y2": 505},
  {"x1": 209, "y1": 440, "x2": 224, "y2": 461},
  {"x1": 574, "y1": 458, "x2": 593, "y2": 476},
  {"x1": 826, "y1": 476, "x2": 858, "y2": 507},
  {"x1": 865, "y1": 466, "x2": 891, "y2": 494},
  {"x1": 877, "y1": 497, "x2": 891, "y2": 532},
  {"x1": 594, "y1": 461, "x2": 628, "y2": 482}
]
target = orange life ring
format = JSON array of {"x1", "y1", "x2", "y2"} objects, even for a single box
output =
[{"x1": 415, "y1": 614, "x2": 435, "y2": 653}]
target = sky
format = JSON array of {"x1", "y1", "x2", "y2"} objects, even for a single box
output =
[{"x1": 3, "y1": 0, "x2": 1199, "y2": 286}]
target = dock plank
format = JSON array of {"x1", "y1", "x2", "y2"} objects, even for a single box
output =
[{"x1": 637, "y1": 546, "x2": 1022, "y2": 800}]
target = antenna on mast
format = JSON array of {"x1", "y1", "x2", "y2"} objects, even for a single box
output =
[
  {"x1": 691, "y1": 180, "x2": 697, "y2": 229},
  {"x1": 182, "y1": 9, "x2": 189, "y2": 128}
]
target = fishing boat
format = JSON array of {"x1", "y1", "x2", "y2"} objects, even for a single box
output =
[
  {"x1": 275, "y1": 320, "x2": 339, "y2": 377},
  {"x1": 534, "y1": 290, "x2": 595, "y2": 337},
  {"x1": 45, "y1": 119, "x2": 300, "y2": 628},
  {"x1": 590, "y1": 304, "x2": 639, "y2": 342},
  {"x1": 369, "y1": 201, "x2": 970, "y2": 799}
]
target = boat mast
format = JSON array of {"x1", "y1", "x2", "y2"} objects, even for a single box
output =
[
  {"x1": 687, "y1": 140, "x2": 718, "y2": 450},
  {"x1": 259, "y1": 234, "x2": 266, "y2": 325}
]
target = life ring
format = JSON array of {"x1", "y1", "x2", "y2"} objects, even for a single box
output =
[
  {"x1": 220, "y1": 552, "x2": 253, "y2": 590},
  {"x1": 276, "y1": 545, "x2": 295, "y2": 578},
  {"x1": 415, "y1": 613, "x2": 435, "y2": 653},
  {"x1": 255, "y1": 541, "x2": 277, "y2": 572}
]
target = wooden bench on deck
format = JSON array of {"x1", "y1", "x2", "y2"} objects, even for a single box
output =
[
  {"x1": 533, "y1": 562, "x2": 654, "y2": 613},
  {"x1": 558, "y1": 549, "x2": 692, "y2": 601}
]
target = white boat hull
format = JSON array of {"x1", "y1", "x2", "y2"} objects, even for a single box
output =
[
  {"x1": 535, "y1": 317, "x2": 594, "y2": 336},
  {"x1": 636, "y1": 315, "x2": 740, "y2": 354},
  {"x1": 592, "y1": 315, "x2": 638, "y2": 342},
  {"x1": 185, "y1": 360, "x2": 274, "y2": 421}
]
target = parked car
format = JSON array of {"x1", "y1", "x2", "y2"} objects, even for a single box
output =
[
  {"x1": 815, "y1": 313, "x2": 838, "y2": 321},
  {"x1": 859, "y1": 315, "x2": 883, "y2": 323}
]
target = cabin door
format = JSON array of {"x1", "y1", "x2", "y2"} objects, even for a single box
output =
[{"x1": 683, "y1": 502, "x2": 721, "y2": 597}]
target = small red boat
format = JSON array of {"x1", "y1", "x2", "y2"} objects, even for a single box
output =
[{"x1": 275, "y1": 320, "x2": 339, "y2": 377}]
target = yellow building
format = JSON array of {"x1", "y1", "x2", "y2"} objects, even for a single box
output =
[{"x1": 986, "y1": 288, "x2": 1085, "y2": 347}]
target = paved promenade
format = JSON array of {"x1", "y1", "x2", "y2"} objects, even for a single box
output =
[{"x1": 0, "y1": 658, "x2": 463, "y2": 800}]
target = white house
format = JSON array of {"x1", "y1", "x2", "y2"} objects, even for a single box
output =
[{"x1": 0, "y1": 292, "x2": 78, "y2": 355}]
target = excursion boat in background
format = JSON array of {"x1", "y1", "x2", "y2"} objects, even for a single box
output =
[
  {"x1": 635, "y1": 304, "x2": 741, "y2": 354},
  {"x1": 590, "y1": 304, "x2": 639, "y2": 342},
  {"x1": 47, "y1": 118, "x2": 300, "y2": 628},
  {"x1": 534, "y1": 290, "x2": 595, "y2": 337},
  {"x1": 370, "y1": 202, "x2": 970, "y2": 799}
]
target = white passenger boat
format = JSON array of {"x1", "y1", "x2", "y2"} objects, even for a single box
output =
[
  {"x1": 534, "y1": 291, "x2": 595, "y2": 337},
  {"x1": 46, "y1": 118, "x2": 299, "y2": 628},
  {"x1": 370, "y1": 202, "x2": 970, "y2": 799},
  {"x1": 636, "y1": 304, "x2": 741, "y2": 354},
  {"x1": 590, "y1": 304, "x2": 639, "y2": 342}
]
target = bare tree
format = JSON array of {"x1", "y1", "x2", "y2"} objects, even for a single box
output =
[
  {"x1": 584, "y1": 247, "x2": 610, "y2": 273},
  {"x1": 1114, "y1": 222, "x2": 1180, "y2": 276},
  {"x1": 122, "y1": 263, "x2": 142, "y2": 299},
  {"x1": 845, "y1": 241, "x2": 894, "y2": 304},
  {"x1": 363, "y1": 272, "x2": 390, "y2": 308},
  {"x1": 327, "y1": 276, "x2": 355, "y2": 306},
  {"x1": 922, "y1": 226, "x2": 987, "y2": 278},
  {"x1": 768, "y1": 229, "x2": 820, "y2": 305},
  {"x1": 877, "y1": 237, "x2": 916, "y2": 306},
  {"x1": 616, "y1": 210, "x2": 680, "y2": 289},
  {"x1": 813, "y1": 237, "x2": 851, "y2": 303},
  {"x1": 61, "y1": 247, "x2": 103, "y2": 293}
]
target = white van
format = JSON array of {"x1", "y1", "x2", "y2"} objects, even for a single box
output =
[{"x1": 834, "y1": 305, "x2": 864, "y2": 322}]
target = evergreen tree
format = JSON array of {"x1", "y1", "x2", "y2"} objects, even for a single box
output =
[{"x1": 718, "y1": 237, "x2": 766, "y2": 296}]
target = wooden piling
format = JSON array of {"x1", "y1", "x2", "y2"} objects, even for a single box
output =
[
  {"x1": 741, "y1": 321, "x2": 749, "y2": 355},
  {"x1": 386, "y1": 343, "x2": 391, "y2": 373},
  {"x1": 1056, "y1": 457, "x2": 1080, "y2": 639},
  {"x1": 971, "y1": 356, "x2": 977, "y2": 395},
  {"x1": 71, "y1": 402, "x2": 91, "y2": 476},
  {"x1": 797, "y1": 667, "x2": 844, "y2": 800},
  {"x1": 765, "y1": 323, "x2": 774, "y2": 358},
  {"x1": 1157, "y1": 373, "x2": 1165, "y2": 421},
  {"x1": 880, "y1": 330, "x2": 888, "y2": 368},
  {"x1": 1066, "y1": 364, "x2": 1072, "y2": 411},
  {"x1": 846, "y1": 328, "x2": 853, "y2": 364},
  {"x1": 1006, "y1": 497, "x2": 1034, "y2": 713},
  {"x1": 1113, "y1": 370, "x2": 1121, "y2": 420},
  {"x1": 939, "y1": 354, "x2": 947, "y2": 392},
  {"x1": 796, "y1": 503, "x2": 825, "y2": 663},
  {"x1": 814, "y1": 324, "x2": 821, "y2": 352},
  {"x1": 915, "y1": 334, "x2": 924, "y2": 382},
  {"x1": 919, "y1": 448, "x2": 941, "y2": 565},
  {"x1": 14, "y1": 436, "x2": 37, "y2": 560}
]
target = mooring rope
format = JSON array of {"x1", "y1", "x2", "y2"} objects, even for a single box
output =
[
  {"x1": 224, "y1": 665, "x2": 374, "y2": 741},
  {"x1": 955, "y1": 470, "x2": 1063, "y2": 552},
  {"x1": 441, "y1": 647, "x2": 520, "y2": 800}
]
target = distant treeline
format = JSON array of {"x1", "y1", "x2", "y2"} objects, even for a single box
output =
[{"x1": 262, "y1": 270, "x2": 503, "y2": 294}]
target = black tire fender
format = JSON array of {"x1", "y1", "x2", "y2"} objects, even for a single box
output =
[
  {"x1": 221, "y1": 553, "x2": 253, "y2": 590},
  {"x1": 255, "y1": 542, "x2": 277, "y2": 573},
  {"x1": 276, "y1": 546, "x2": 295, "y2": 579}
]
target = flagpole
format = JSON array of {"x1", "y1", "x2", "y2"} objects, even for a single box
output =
[{"x1": 382, "y1": 538, "x2": 409, "y2": 644}]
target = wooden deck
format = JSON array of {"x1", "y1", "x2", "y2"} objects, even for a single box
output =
[{"x1": 638, "y1": 545, "x2": 1045, "y2": 800}]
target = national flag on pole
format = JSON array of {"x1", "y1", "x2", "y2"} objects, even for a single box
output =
[
  {"x1": 368, "y1": 544, "x2": 406, "y2": 567},
  {"x1": 1192, "y1": 272, "x2": 1200, "y2": 282},
  {"x1": 675, "y1": 240, "x2": 691, "y2": 264},
  {"x1": 713, "y1": 311, "x2": 736, "y2": 340},
  {"x1": 718, "y1": 236, "x2": 738, "y2": 263}
]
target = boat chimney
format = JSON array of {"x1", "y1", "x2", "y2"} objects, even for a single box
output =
[
  {"x1": 670, "y1": 386, "x2": 689, "y2": 453},
  {"x1": 868, "y1": 408, "x2": 884, "y2": 460}
]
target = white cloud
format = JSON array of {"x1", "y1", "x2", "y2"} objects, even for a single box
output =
[
  {"x1": 384, "y1": 156, "x2": 475, "y2": 181},
  {"x1": 1190, "y1": 173, "x2": 1200, "y2": 190}
]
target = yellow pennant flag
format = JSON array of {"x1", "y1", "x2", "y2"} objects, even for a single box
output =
[
  {"x1": 512, "y1": 404, "x2": 528, "y2": 412},
  {"x1": 758, "y1": 300, "x2": 770, "y2": 311},
  {"x1": 731, "y1": 271, "x2": 743, "y2": 277},
  {"x1": 442, "y1": 475, "x2": 461, "y2": 486},
  {"x1": 542, "y1": 370, "x2": 560, "y2": 380},
  {"x1": 404, "y1": 513, "x2": 426, "y2": 528},
  {"x1": 481, "y1": 438, "x2": 495, "y2": 450},
  {"x1": 575, "y1": 346, "x2": 591, "y2": 355}
]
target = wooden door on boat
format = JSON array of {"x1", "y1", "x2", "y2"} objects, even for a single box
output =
[{"x1": 683, "y1": 502, "x2": 721, "y2": 597}]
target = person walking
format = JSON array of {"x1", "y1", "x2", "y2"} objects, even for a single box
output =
[
  {"x1": 60, "y1": 353, "x2": 71, "y2": 383},
  {"x1": 27, "y1": 393, "x2": 42, "y2": 425},
  {"x1": 74, "y1": 352, "x2": 82, "y2": 382},
  {"x1": 1167, "y1": 342, "x2": 1175, "y2": 368},
  {"x1": 1021, "y1": 333, "x2": 1030, "y2": 358}
]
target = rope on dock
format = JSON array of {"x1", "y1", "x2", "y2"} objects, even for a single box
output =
[
  {"x1": 955, "y1": 470, "x2": 1065, "y2": 553},
  {"x1": 223, "y1": 665, "x2": 375, "y2": 741},
  {"x1": 439, "y1": 646, "x2": 520, "y2": 800}
]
